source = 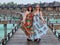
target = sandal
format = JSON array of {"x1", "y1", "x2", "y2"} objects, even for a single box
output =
[
  {"x1": 34, "y1": 39, "x2": 41, "y2": 43},
  {"x1": 27, "y1": 38, "x2": 32, "y2": 41}
]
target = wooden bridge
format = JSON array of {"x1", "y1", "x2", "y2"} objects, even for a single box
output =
[
  {"x1": 6, "y1": 28, "x2": 60, "y2": 45},
  {"x1": 0, "y1": 10, "x2": 60, "y2": 45},
  {"x1": 0, "y1": 21, "x2": 60, "y2": 45}
]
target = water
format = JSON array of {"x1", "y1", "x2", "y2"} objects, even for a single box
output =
[
  {"x1": 56, "y1": 30, "x2": 60, "y2": 37},
  {"x1": 49, "y1": 19, "x2": 60, "y2": 23},
  {"x1": 0, "y1": 15, "x2": 18, "y2": 45},
  {"x1": 55, "y1": 19, "x2": 60, "y2": 23},
  {"x1": 49, "y1": 18, "x2": 60, "y2": 38},
  {"x1": 0, "y1": 24, "x2": 17, "y2": 41}
]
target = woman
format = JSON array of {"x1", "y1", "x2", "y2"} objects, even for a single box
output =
[
  {"x1": 22, "y1": 5, "x2": 34, "y2": 41},
  {"x1": 32, "y1": 4, "x2": 49, "y2": 42}
]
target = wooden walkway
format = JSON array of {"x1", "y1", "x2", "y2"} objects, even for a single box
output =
[{"x1": 6, "y1": 28, "x2": 60, "y2": 45}]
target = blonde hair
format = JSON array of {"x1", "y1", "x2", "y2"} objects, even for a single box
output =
[{"x1": 35, "y1": 4, "x2": 41, "y2": 11}]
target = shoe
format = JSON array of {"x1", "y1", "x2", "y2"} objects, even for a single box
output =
[
  {"x1": 34, "y1": 39, "x2": 37, "y2": 42},
  {"x1": 34, "y1": 39, "x2": 41, "y2": 43},
  {"x1": 27, "y1": 38, "x2": 32, "y2": 41},
  {"x1": 37, "y1": 39, "x2": 41, "y2": 43}
]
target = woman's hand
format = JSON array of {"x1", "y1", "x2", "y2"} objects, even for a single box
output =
[
  {"x1": 42, "y1": 20, "x2": 46, "y2": 24},
  {"x1": 40, "y1": 11, "x2": 46, "y2": 24},
  {"x1": 21, "y1": 20, "x2": 25, "y2": 26}
]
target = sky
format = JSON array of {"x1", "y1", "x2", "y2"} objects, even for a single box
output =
[{"x1": 0, "y1": 0, "x2": 60, "y2": 4}]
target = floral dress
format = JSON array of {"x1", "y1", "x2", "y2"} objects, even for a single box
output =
[
  {"x1": 22, "y1": 13, "x2": 34, "y2": 37},
  {"x1": 30, "y1": 13, "x2": 49, "y2": 40}
]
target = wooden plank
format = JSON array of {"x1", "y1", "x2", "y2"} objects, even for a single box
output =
[
  {"x1": 0, "y1": 21, "x2": 21, "y2": 24},
  {"x1": 54, "y1": 25, "x2": 60, "y2": 29},
  {"x1": 0, "y1": 21, "x2": 7, "y2": 24},
  {"x1": 6, "y1": 28, "x2": 60, "y2": 45}
]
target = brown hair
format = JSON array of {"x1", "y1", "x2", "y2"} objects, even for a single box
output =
[{"x1": 27, "y1": 5, "x2": 33, "y2": 12}]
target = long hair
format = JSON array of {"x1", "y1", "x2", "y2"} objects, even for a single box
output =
[
  {"x1": 27, "y1": 5, "x2": 33, "y2": 12},
  {"x1": 35, "y1": 4, "x2": 41, "y2": 11}
]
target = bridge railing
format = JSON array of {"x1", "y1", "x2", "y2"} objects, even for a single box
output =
[{"x1": 0, "y1": 23, "x2": 20, "y2": 45}]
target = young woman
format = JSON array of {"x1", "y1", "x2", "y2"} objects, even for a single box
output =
[
  {"x1": 22, "y1": 4, "x2": 48, "y2": 42},
  {"x1": 32, "y1": 4, "x2": 49, "y2": 42},
  {"x1": 22, "y1": 5, "x2": 34, "y2": 41}
]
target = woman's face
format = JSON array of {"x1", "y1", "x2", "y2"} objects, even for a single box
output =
[
  {"x1": 36, "y1": 5, "x2": 40, "y2": 10},
  {"x1": 29, "y1": 7, "x2": 32, "y2": 11}
]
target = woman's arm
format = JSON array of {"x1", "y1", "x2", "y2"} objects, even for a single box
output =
[
  {"x1": 40, "y1": 11, "x2": 45, "y2": 21},
  {"x1": 22, "y1": 11, "x2": 28, "y2": 23}
]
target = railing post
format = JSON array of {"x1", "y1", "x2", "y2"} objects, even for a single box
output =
[
  {"x1": 47, "y1": 18, "x2": 49, "y2": 25},
  {"x1": 2, "y1": 39, "x2": 4, "y2": 45},
  {"x1": 58, "y1": 33, "x2": 60, "y2": 39},
  {"x1": 12, "y1": 29, "x2": 14, "y2": 35},
  {"x1": 15, "y1": 27, "x2": 17, "y2": 32},
  {"x1": 13, "y1": 23, "x2": 15, "y2": 27},
  {"x1": 8, "y1": 33, "x2": 10, "y2": 40},
  {"x1": 52, "y1": 23, "x2": 53, "y2": 30},
  {"x1": 4, "y1": 24, "x2": 7, "y2": 41}
]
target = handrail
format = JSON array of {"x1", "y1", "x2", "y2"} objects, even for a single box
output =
[{"x1": 0, "y1": 23, "x2": 20, "y2": 45}]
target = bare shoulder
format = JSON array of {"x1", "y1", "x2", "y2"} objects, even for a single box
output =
[
  {"x1": 25, "y1": 11, "x2": 29, "y2": 14},
  {"x1": 40, "y1": 11, "x2": 42, "y2": 14},
  {"x1": 33, "y1": 10, "x2": 36, "y2": 15}
]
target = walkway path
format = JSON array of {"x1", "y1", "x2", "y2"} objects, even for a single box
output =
[{"x1": 6, "y1": 28, "x2": 60, "y2": 45}]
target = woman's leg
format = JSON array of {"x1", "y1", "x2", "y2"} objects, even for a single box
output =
[
  {"x1": 22, "y1": 30, "x2": 32, "y2": 41},
  {"x1": 34, "y1": 30, "x2": 41, "y2": 42}
]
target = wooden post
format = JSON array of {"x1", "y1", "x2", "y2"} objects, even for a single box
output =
[
  {"x1": 54, "y1": 29, "x2": 56, "y2": 35},
  {"x1": 46, "y1": 17, "x2": 48, "y2": 24},
  {"x1": 58, "y1": 33, "x2": 60, "y2": 39},
  {"x1": 13, "y1": 24, "x2": 15, "y2": 27},
  {"x1": 8, "y1": 33, "x2": 10, "y2": 40},
  {"x1": 3, "y1": 24, "x2": 7, "y2": 45},
  {"x1": 12, "y1": 29, "x2": 14, "y2": 34},
  {"x1": 47, "y1": 17, "x2": 49, "y2": 25},
  {"x1": 53, "y1": 26, "x2": 54, "y2": 32},
  {"x1": 15, "y1": 27, "x2": 17, "y2": 32},
  {"x1": 4, "y1": 24, "x2": 7, "y2": 39},
  {"x1": 2, "y1": 39, "x2": 4, "y2": 45}
]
